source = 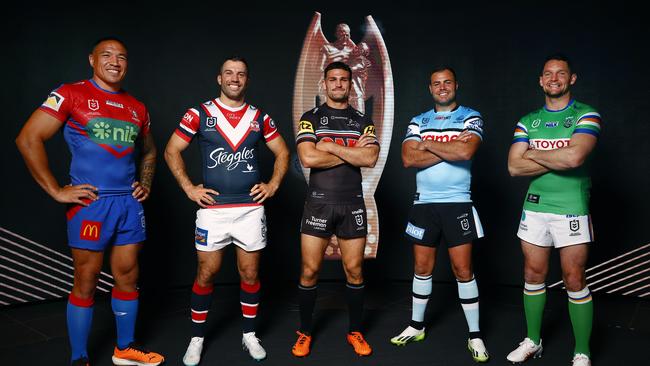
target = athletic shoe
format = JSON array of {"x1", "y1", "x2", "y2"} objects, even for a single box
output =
[
  {"x1": 242, "y1": 332, "x2": 267, "y2": 361},
  {"x1": 390, "y1": 325, "x2": 426, "y2": 346},
  {"x1": 506, "y1": 338, "x2": 543, "y2": 363},
  {"x1": 467, "y1": 338, "x2": 490, "y2": 362},
  {"x1": 347, "y1": 332, "x2": 372, "y2": 356},
  {"x1": 572, "y1": 353, "x2": 591, "y2": 366},
  {"x1": 112, "y1": 342, "x2": 165, "y2": 366},
  {"x1": 291, "y1": 331, "x2": 312, "y2": 357},
  {"x1": 182, "y1": 337, "x2": 204, "y2": 366},
  {"x1": 71, "y1": 357, "x2": 89, "y2": 366}
]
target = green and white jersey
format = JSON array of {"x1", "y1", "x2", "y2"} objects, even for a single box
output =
[{"x1": 512, "y1": 100, "x2": 601, "y2": 215}]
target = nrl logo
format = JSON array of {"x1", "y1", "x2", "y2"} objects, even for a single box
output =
[
  {"x1": 206, "y1": 117, "x2": 217, "y2": 128},
  {"x1": 292, "y1": 12, "x2": 393, "y2": 259},
  {"x1": 88, "y1": 99, "x2": 99, "y2": 111}
]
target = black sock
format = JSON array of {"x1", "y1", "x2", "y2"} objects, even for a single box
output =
[
  {"x1": 298, "y1": 283, "x2": 317, "y2": 334},
  {"x1": 346, "y1": 282, "x2": 365, "y2": 333}
]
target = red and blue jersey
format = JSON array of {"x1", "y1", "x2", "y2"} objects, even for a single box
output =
[
  {"x1": 39, "y1": 79, "x2": 150, "y2": 195},
  {"x1": 174, "y1": 98, "x2": 279, "y2": 207}
]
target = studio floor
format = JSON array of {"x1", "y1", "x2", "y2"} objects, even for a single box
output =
[{"x1": 2, "y1": 281, "x2": 648, "y2": 366}]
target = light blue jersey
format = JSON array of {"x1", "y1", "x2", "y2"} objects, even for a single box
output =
[{"x1": 403, "y1": 105, "x2": 484, "y2": 203}]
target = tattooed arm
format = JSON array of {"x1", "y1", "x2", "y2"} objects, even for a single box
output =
[{"x1": 132, "y1": 133, "x2": 156, "y2": 202}]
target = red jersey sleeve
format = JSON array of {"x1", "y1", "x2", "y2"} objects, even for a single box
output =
[
  {"x1": 262, "y1": 113, "x2": 279, "y2": 142},
  {"x1": 38, "y1": 84, "x2": 74, "y2": 122},
  {"x1": 174, "y1": 108, "x2": 200, "y2": 142}
]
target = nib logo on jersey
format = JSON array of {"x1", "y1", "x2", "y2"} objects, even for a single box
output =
[{"x1": 87, "y1": 117, "x2": 140, "y2": 158}]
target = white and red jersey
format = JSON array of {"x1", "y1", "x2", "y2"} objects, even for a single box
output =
[
  {"x1": 175, "y1": 98, "x2": 279, "y2": 206},
  {"x1": 39, "y1": 79, "x2": 150, "y2": 195}
]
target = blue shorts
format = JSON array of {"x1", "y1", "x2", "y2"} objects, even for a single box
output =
[{"x1": 66, "y1": 194, "x2": 146, "y2": 251}]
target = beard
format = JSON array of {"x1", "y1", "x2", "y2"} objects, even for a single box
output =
[
  {"x1": 433, "y1": 95, "x2": 456, "y2": 107},
  {"x1": 327, "y1": 90, "x2": 349, "y2": 103},
  {"x1": 544, "y1": 87, "x2": 570, "y2": 99},
  {"x1": 220, "y1": 84, "x2": 246, "y2": 100}
]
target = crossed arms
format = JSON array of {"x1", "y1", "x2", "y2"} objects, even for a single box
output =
[{"x1": 297, "y1": 133, "x2": 379, "y2": 169}]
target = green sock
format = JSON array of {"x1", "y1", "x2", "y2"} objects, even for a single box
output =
[
  {"x1": 568, "y1": 288, "x2": 593, "y2": 356},
  {"x1": 523, "y1": 283, "x2": 546, "y2": 344}
]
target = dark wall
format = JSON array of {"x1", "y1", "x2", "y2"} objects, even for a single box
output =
[{"x1": 3, "y1": 2, "x2": 649, "y2": 292}]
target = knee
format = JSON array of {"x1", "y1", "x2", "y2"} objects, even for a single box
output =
[
  {"x1": 343, "y1": 262, "x2": 363, "y2": 284},
  {"x1": 563, "y1": 271, "x2": 586, "y2": 292},
  {"x1": 451, "y1": 264, "x2": 473, "y2": 282},
  {"x1": 414, "y1": 262, "x2": 433, "y2": 277},
  {"x1": 196, "y1": 265, "x2": 218, "y2": 287},
  {"x1": 239, "y1": 267, "x2": 258, "y2": 285},
  {"x1": 301, "y1": 265, "x2": 320, "y2": 286},
  {"x1": 524, "y1": 264, "x2": 548, "y2": 284},
  {"x1": 73, "y1": 269, "x2": 100, "y2": 297}
]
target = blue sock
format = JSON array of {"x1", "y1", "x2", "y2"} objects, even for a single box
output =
[
  {"x1": 67, "y1": 294, "x2": 94, "y2": 362},
  {"x1": 111, "y1": 289, "x2": 139, "y2": 350},
  {"x1": 457, "y1": 277, "x2": 481, "y2": 338}
]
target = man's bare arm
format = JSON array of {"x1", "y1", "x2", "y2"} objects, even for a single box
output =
[
  {"x1": 250, "y1": 135, "x2": 290, "y2": 203},
  {"x1": 16, "y1": 109, "x2": 98, "y2": 204},
  {"x1": 297, "y1": 141, "x2": 345, "y2": 169},
  {"x1": 132, "y1": 133, "x2": 156, "y2": 202},
  {"x1": 524, "y1": 133, "x2": 598, "y2": 171},
  {"x1": 164, "y1": 133, "x2": 218, "y2": 208},
  {"x1": 508, "y1": 141, "x2": 550, "y2": 177},
  {"x1": 316, "y1": 133, "x2": 379, "y2": 168}
]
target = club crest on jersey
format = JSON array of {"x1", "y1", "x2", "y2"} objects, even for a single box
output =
[
  {"x1": 250, "y1": 120, "x2": 260, "y2": 132},
  {"x1": 206, "y1": 117, "x2": 217, "y2": 128},
  {"x1": 564, "y1": 117, "x2": 574, "y2": 128},
  {"x1": 88, "y1": 99, "x2": 100, "y2": 111}
]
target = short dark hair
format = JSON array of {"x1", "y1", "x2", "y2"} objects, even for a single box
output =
[
  {"x1": 543, "y1": 53, "x2": 574, "y2": 74},
  {"x1": 429, "y1": 65, "x2": 457, "y2": 82},
  {"x1": 91, "y1": 37, "x2": 127, "y2": 53},
  {"x1": 324, "y1": 61, "x2": 352, "y2": 79},
  {"x1": 220, "y1": 56, "x2": 249, "y2": 75}
]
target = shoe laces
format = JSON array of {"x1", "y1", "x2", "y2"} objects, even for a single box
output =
[
  {"x1": 296, "y1": 332, "x2": 310, "y2": 345},
  {"x1": 124, "y1": 342, "x2": 150, "y2": 355},
  {"x1": 573, "y1": 353, "x2": 589, "y2": 361},
  {"x1": 349, "y1": 332, "x2": 366, "y2": 343}
]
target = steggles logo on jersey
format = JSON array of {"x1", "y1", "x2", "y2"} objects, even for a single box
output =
[
  {"x1": 208, "y1": 147, "x2": 255, "y2": 171},
  {"x1": 88, "y1": 118, "x2": 140, "y2": 147},
  {"x1": 88, "y1": 99, "x2": 99, "y2": 111}
]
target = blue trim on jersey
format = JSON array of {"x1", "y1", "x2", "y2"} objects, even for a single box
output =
[
  {"x1": 88, "y1": 79, "x2": 123, "y2": 94},
  {"x1": 512, "y1": 137, "x2": 530, "y2": 144},
  {"x1": 579, "y1": 113, "x2": 601, "y2": 120},
  {"x1": 573, "y1": 128, "x2": 599, "y2": 137},
  {"x1": 543, "y1": 99, "x2": 575, "y2": 112}
]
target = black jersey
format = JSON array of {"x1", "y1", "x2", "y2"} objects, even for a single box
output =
[{"x1": 296, "y1": 104, "x2": 378, "y2": 203}]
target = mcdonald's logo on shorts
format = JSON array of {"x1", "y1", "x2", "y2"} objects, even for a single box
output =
[{"x1": 80, "y1": 220, "x2": 102, "y2": 241}]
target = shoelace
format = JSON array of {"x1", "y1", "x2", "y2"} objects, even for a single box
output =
[
  {"x1": 296, "y1": 334, "x2": 309, "y2": 345},
  {"x1": 350, "y1": 333, "x2": 366, "y2": 343},
  {"x1": 125, "y1": 343, "x2": 151, "y2": 355}
]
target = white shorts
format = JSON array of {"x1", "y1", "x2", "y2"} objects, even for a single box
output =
[
  {"x1": 517, "y1": 210, "x2": 593, "y2": 248},
  {"x1": 194, "y1": 205, "x2": 267, "y2": 252}
]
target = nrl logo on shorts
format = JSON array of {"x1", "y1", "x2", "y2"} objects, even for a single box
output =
[
  {"x1": 88, "y1": 99, "x2": 100, "y2": 111},
  {"x1": 355, "y1": 214, "x2": 364, "y2": 226},
  {"x1": 569, "y1": 219, "x2": 580, "y2": 232},
  {"x1": 460, "y1": 218, "x2": 470, "y2": 231},
  {"x1": 206, "y1": 117, "x2": 217, "y2": 128}
]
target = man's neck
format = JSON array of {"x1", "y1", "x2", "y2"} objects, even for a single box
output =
[
  {"x1": 434, "y1": 102, "x2": 457, "y2": 112},
  {"x1": 219, "y1": 94, "x2": 246, "y2": 108},
  {"x1": 91, "y1": 76, "x2": 121, "y2": 93},
  {"x1": 545, "y1": 93, "x2": 572, "y2": 111},
  {"x1": 326, "y1": 100, "x2": 349, "y2": 110}
]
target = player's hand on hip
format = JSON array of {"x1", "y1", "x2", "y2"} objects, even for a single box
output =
[
  {"x1": 187, "y1": 184, "x2": 218, "y2": 208},
  {"x1": 131, "y1": 181, "x2": 151, "y2": 202},
  {"x1": 54, "y1": 184, "x2": 98, "y2": 205},
  {"x1": 250, "y1": 182, "x2": 278, "y2": 203}
]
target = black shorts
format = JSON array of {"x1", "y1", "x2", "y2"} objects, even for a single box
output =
[
  {"x1": 301, "y1": 201, "x2": 368, "y2": 239},
  {"x1": 404, "y1": 203, "x2": 484, "y2": 247}
]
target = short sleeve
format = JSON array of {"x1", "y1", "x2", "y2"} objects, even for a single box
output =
[{"x1": 174, "y1": 108, "x2": 200, "y2": 142}]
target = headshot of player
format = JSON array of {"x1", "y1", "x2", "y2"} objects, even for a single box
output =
[{"x1": 323, "y1": 61, "x2": 352, "y2": 103}]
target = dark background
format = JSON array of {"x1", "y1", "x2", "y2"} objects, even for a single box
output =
[{"x1": 2, "y1": 1, "x2": 648, "y2": 296}]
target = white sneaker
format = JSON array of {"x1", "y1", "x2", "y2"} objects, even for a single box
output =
[
  {"x1": 468, "y1": 338, "x2": 489, "y2": 362},
  {"x1": 506, "y1": 337, "x2": 543, "y2": 363},
  {"x1": 572, "y1": 353, "x2": 591, "y2": 366},
  {"x1": 242, "y1": 332, "x2": 267, "y2": 361},
  {"x1": 390, "y1": 325, "x2": 426, "y2": 346},
  {"x1": 183, "y1": 337, "x2": 204, "y2": 366}
]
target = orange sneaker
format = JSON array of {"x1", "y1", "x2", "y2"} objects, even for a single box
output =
[
  {"x1": 347, "y1": 332, "x2": 372, "y2": 356},
  {"x1": 112, "y1": 343, "x2": 165, "y2": 366},
  {"x1": 292, "y1": 331, "x2": 312, "y2": 357}
]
